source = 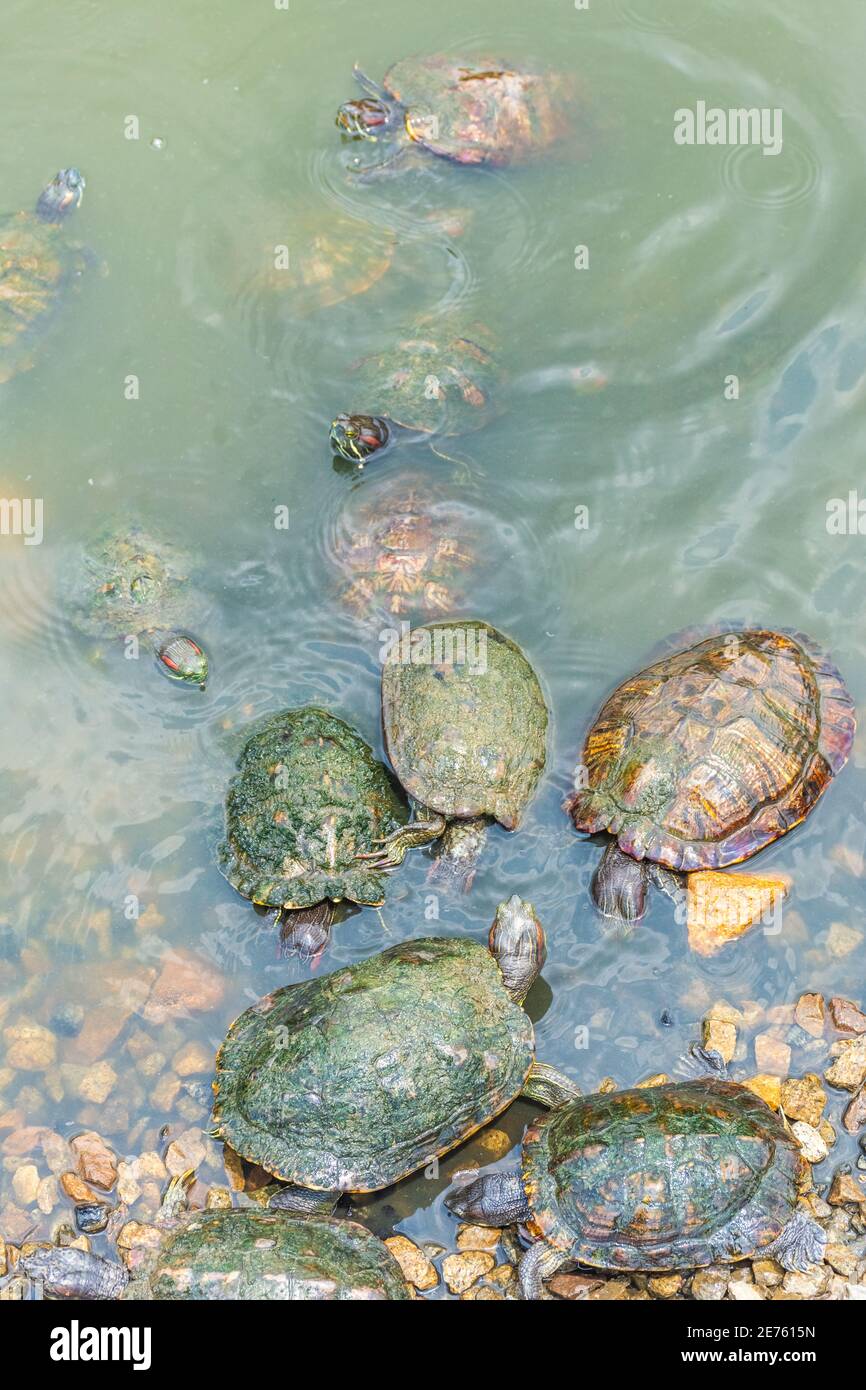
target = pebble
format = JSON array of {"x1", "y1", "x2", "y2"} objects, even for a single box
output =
[
  {"x1": 729, "y1": 1281, "x2": 765, "y2": 1300},
  {"x1": 794, "y1": 993, "x2": 826, "y2": 1039},
  {"x1": 791, "y1": 1121, "x2": 829, "y2": 1164},
  {"x1": 743, "y1": 1074, "x2": 783, "y2": 1109},
  {"x1": 60, "y1": 1172, "x2": 100, "y2": 1203},
  {"x1": 781, "y1": 1074, "x2": 827, "y2": 1126},
  {"x1": 842, "y1": 1089, "x2": 866, "y2": 1135},
  {"x1": 825, "y1": 1036, "x2": 866, "y2": 1093},
  {"x1": 456, "y1": 1223, "x2": 500, "y2": 1252},
  {"x1": 11, "y1": 1164, "x2": 39, "y2": 1205},
  {"x1": 475, "y1": 1129, "x2": 512, "y2": 1160},
  {"x1": 384, "y1": 1235, "x2": 438, "y2": 1290},
  {"x1": 588, "y1": 1277, "x2": 630, "y2": 1300},
  {"x1": 142, "y1": 949, "x2": 226, "y2": 1024},
  {"x1": 36, "y1": 1176, "x2": 58, "y2": 1215},
  {"x1": 70, "y1": 1131, "x2": 118, "y2": 1191},
  {"x1": 828, "y1": 1171, "x2": 866, "y2": 1207},
  {"x1": 702, "y1": 1003, "x2": 740, "y2": 1064},
  {"x1": 752, "y1": 1257, "x2": 784, "y2": 1288},
  {"x1": 548, "y1": 1272, "x2": 604, "y2": 1299},
  {"x1": 204, "y1": 1185, "x2": 233, "y2": 1210},
  {"x1": 754, "y1": 1034, "x2": 792, "y2": 1076},
  {"x1": 824, "y1": 1243, "x2": 858, "y2": 1278},
  {"x1": 648, "y1": 1273, "x2": 683, "y2": 1298},
  {"x1": 116, "y1": 1220, "x2": 162, "y2": 1272},
  {"x1": 75, "y1": 1201, "x2": 112, "y2": 1235},
  {"x1": 829, "y1": 997, "x2": 866, "y2": 1035},
  {"x1": 826, "y1": 921, "x2": 863, "y2": 958},
  {"x1": 691, "y1": 1267, "x2": 729, "y2": 1300},
  {"x1": 164, "y1": 1128, "x2": 207, "y2": 1176},
  {"x1": 172, "y1": 1042, "x2": 212, "y2": 1076},
  {"x1": 686, "y1": 871, "x2": 788, "y2": 957},
  {"x1": 782, "y1": 1266, "x2": 830, "y2": 1298},
  {"x1": 442, "y1": 1250, "x2": 495, "y2": 1294},
  {"x1": 152, "y1": 1075, "x2": 182, "y2": 1110},
  {"x1": 3, "y1": 1020, "x2": 57, "y2": 1071}
]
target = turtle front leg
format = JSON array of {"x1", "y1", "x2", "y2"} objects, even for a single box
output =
[
  {"x1": 445, "y1": 1170, "x2": 530, "y2": 1226},
  {"x1": 761, "y1": 1211, "x2": 826, "y2": 1272},
  {"x1": 520, "y1": 1061, "x2": 582, "y2": 1108},
  {"x1": 268, "y1": 1184, "x2": 340, "y2": 1216},
  {"x1": 355, "y1": 807, "x2": 446, "y2": 871},
  {"x1": 427, "y1": 816, "x2": 487, "y2": 892},
  {"x1": 518, "y1": 1241, "x2": 570, "y2": 1300},
  {"x1": 592, "y1": 840, "x2": 650, "y2": 921}
]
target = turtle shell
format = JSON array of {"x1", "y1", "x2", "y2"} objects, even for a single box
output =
[
  {"x1": 218, "y1": 706, "x2": 408, "y2": 910},
  {"x1": 142, "y1": 1210, "x2": 411, "y2": 1300},
  {"x1": 333, "y1": 472, "x2": 477, "y2": 622},
  {"x1": 567, "y1": 629, "x2": 855, "y2": 872},
  {"x1": 522, "y1": 1079, "x2": 805, "y2": 1272},
  {"x1": 241, "y1": 208, "x2": 396, "y2": 315},
  {"x1": 349, "y1": 321, "x2": 502, "y2": 438},
  {"x1": 0, "y1": 211, "x2": 84, "y2": 383},
  {"x1": 65, "y1": 526, "x2": 200, "y2": 639},
  {"x1": 213, "y1": 936, "x2": 534, "y2": 1190},
  {"x1": 383, "y1": 54, "x2": 576, "y2": 166},
  {"x1": 382, "y1": 620, "x2": 548, "y2": 827}
]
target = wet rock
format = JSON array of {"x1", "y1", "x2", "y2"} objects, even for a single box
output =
[
  {"x1": 729, "y1": 1280, "x2": 765, "y2": 1300},
  {"x1": 172, "y1": 1041, "x2": 212, "y2": 1076},
  {"x1": 164, "y1": 1127, "x2": 207, "y2": 1177},
  {"x1": 136, "y1": 1051, "x2": 166, "y2": 1079},
  {"x1": 1, "y1": 1125, "x2": 49, "y2": 1157},
  {"x1": 442, "y1": 1249, "x2": 495, "y2": 1294},
  {"x1": 702, "y1": 1002, "x2": 741, "y2": 1064},
  {"x1": 819, "y1": 1119, "x2": 838, "y2": 1147},
  {"x1": 151, "y1": 1074, "x2": 182, "y2": 1111},
  {"x1": 842, "y1": 1089, "x2": 866, "y2": 1135},
  {"x1": 794, "y1": 994, "x2": 826, "y2": 1039},
  {"x1": 0, "y1": 1202, "x2": 32, "y2": 1243},
  {"x1": 75, "y1": 1202, "x2": 112, "y2": 1235},
  {"x1": 384, "y1": 1234, "x2": 438, "y2": 1290},
  {"x1": 829, "y1": 997, "x2": 866, "y2": 1036},
  {"x1": 691, "y1": 1266, "x2": 729, "y2": 1300},
  {"x1": 754, "y1": 1034, "x2": 791, "y2": 1076},
  {"x1": 825, "y1": 1037, "x2": 866, "y2": 1093},
  {"x1": 142, "y1": 949, "x2": 226, "y2": 1025},
  {"x1": 791, "y1": 1122, "x2": 829, "y2": 1164},
  {"x1": 3, "y1": 1020, "x2": 57, "y2": 1072},
  {"x1": 36, "y1": 1176, "x2": 59, "y2": 1215},
  {"x1": 828, "y1": 1170, "x2": 866, "y2": 1207},
  {"x1": 598, "y1": 1077, "x2": 618, "y2": 1094},
  {"x1": 41, "y1": 963, "x2": 156, "y2": 1065},
  {"x1": 782, "y1": 1266, "x2": 831, "y2": 1298},
  {"x1": 60, "y1": 1172, "x2": 101, "y2": 1203},
  {"x1": 204, "y1": 1185, "x2": 232, "y2": 1211},
  {"x1": 11, "y1": 1164, "x2": 39, "y2": 1206},
  {"x1": 687, "y1": 871, "x2": 788, "y2": 957},
  {"x1": 456, "y1": 1223, "x2": 500, "y2": 1252},
  {"x1": 475, "y1": 1128, "x2": 512, "y2": 1160},
  {"x1": 40, "y1": 1132, "x2": 72, "y2": 1175},
  {"x1": 74, "y1": 1062, "x2": 118, "y2": 1105},
  {"x1": 752, "y1": 1257, "x2": 784, "y2": 1288},
  {"x1": 116, "y1": 1220, "x2": 162, "y2": 1272},
  {"x1": 589, "y1": 1277, "x2": 630, "y2": 1300},
  {"x1": 826, "y1": 921, "x2": 863, "y2": 958},
  {"x1": 648, "y1": 1273, "x2": 683, "y2": 1298},
  {"x1": 743, "y1": 1074, "x2": 783, "y2": 1110},
  {"x1": 70, "y1": 1131, "x2": 118, "y2": 1192},
  {"x1": 115, "y1": 1162, "x2": 141, "y2": 1206},
  {"x1": 636, "y1": 1073, "x2": 670, "y2": 1088},
  {"x1": 462, "y1": 1284, "x2": 505, "y2": 1300},
  {"x1": 49, "y1": 1005, "x2": 85, "y2": 1039},
  {"x1": 781, "y1": 1074, "x2": 827, "y2": 1126},
  {"x1": 824, "y1": 1242, "x2": 858, "y2": 1278}
]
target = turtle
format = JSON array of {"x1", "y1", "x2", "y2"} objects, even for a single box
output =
[
  {"x1": 0, "y1": 169, "x2": 90, "y2": 384},
  {"x1": 65, "y1": 526, "x2": 210, "y2": 687},
  {"x1": 17, "y1": 1176, "x2": 411, "y2": 1301},
  {"x1": 217, "y1": 706, "x2": 409, "y2": 960},
  {"x1": 212, "y1": 895, "x2": 581, "y2": 1211},
  {"x1": 332, "y1": 470, "x2": 477, "y2": 623},
  {"x1": 564, "y1": 628, "x2": 855, "y2": 922},
  {"x1": 335, "y1": 54, "x2": 577, "y2": 173},
  {"x1": 329, "y1": 320, "x2": 503, "y2": 466},
  {"x1": 358, "y1": 620, "x2": 548, "y2": 891},
  {"x1": 446, "y1": 1051, "x2": 828, "y2": 1298}
]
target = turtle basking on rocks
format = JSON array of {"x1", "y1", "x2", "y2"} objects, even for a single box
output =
[
  {"x1": 359, "y1": 619, "x2": 548, "y2": 890},
  {"x1": 336, "y1": 54, "x2": 577, "y2": 174},
  {"x1": 0, "y1": 169, "x2": 90, "y2": 384},
  {"x1": 447, "y1": 1051, "x2": 827, "y2": 1298},
  {"x1": 65, "y1": 526, "x2": 210, "y2": 687},
  {"x1": 218, "y1": 706, "x2": 408, "y2": 960},
  {"x1": 329, "y1": 320, "x2": 503, "y2": 467},
  {"x1": 18, "y1": 1177, "x2": 411, "y2": 1300},
  {"x1": 213, "y1": 897, "x2": 580, "y2": 1211},
  {"x1": 565, "y1": 628, "x2": 855, "y2": 922}
]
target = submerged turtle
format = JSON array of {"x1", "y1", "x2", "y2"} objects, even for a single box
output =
[
  {"x1": 336, "y1": 54, "x2": 576, "y2": 172},
  {"x1": 218, "y1": 706, "x2": 408, "y2": 960},
  {"x1": 359, "y1": 620, "x2": 547, "y2": 890},
  {"x1": 565, "y1": 629, "x2": 855, "y2": 921},
  {"x1": 66, "y1": 526, "x2": 210, "y2": 687},
  {"x1": 333, "y1": 471, "x2": 477, "y2": 622},
  {"x1": 19, "y1": 1177, "x2": 411, "y2": 1301},
  {"x1": 447, "y1": 1053, "x2": 827, "y2": 1298},
  {"x1": 0, "y1": 169, "x2": 89, "y2": 384},
  {"x1": 213, "y1": 897, "x2": 580, "y2": 1209},
  {"x1": 329, "y1": 321, "x2": 503, "y2": 465}
]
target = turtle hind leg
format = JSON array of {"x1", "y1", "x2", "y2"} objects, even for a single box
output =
[
  {"x1": 427, "y1": 816, "x2": 487, "y2": 892},
  {"x1": 518, "y1": 1241, "x2": 570, "y2": 1300},
  {"x1": 445, "y1": 1170, "x2": 530, "y2": 1226},
  {"x1": 355, "y1": 808, "x2": 446, "y2": 871},
  {"x1": 268, "y1": 1185, "x2": 339, "y2": 1216},
  {"x1": 592, "y1": 840, "x2": 650, "y2": 921},
  {"x1": 520, "y1": 1061, "x2": 582, "y2": 1108},
  {"x1": 762, "y1": 1211, "x2": 826, "y2": 1272}
]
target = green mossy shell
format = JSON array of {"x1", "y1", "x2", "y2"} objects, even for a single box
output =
[
  {"x1": 218, "y1": 706, "x2": 408, "y2": 910},
  {"x1": 141, "y1": 1210, "x2": 411, "y2": 1300},
  {"x1": 350, "y1": 322, "x2": 502, "y2": 438},
  {"x1": 65, "y1": 526, "x2": 200, "y2": 639},
  {"x1": 522, "y1": 1080, "x2": 804, "y2": 1271},
  {"x1": 382, "y1": 620, "x2": 548, "y2": 826},
  {"x1": 213, "y1": 936, "x2": 534, "y2": 1189},
  {"x1": 0, "y1": 211, "x2": 85, "y2": 383}
]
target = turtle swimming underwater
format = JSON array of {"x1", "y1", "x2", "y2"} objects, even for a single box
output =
[
  {"x1": 19, "y1": 1177, "x2": 411, "y2": 1301},
  {"x1": 447, "y1": 1053, "x2": 827, "y2": 1298},
  {"x1": 359, "y1": 620, "x2": 547, "y2": 890},
  {"x1": 65, "y1": 526, "x2": 210, "y2": 687},
  {"x1": 213, "y1": 896, "x2": 580, "y2": 1210},
  {"x1": 336, "y1": 54, "x2": 577, "y2": 173},
  {"x1": 565, "y1": 629, "x2": 855, "y2": 921},
  {"x1": 329, "y1": 320, "x2": 503, "y2": 466},
  {"x1": 217, "y1": 706, "x2": 408, "y2": 960},
  {"x1": 0, "y1": 169, "x2": 90, "y2": 384},
  {"x1": 332, "y1": 471, "x2": 477, "y2": 623}
]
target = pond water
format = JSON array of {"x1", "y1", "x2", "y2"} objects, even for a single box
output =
[{"x1": 1, "y1": 0, "x2": 865, "y2": 1294}]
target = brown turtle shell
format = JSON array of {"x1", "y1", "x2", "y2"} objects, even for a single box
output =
[{"x1": 566, "y1": 629, "x2": 855, "y2": 872}]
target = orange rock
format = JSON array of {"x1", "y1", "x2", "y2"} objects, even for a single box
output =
[
  {"x1": 743, "y1": 1074, "x2": 783, "y2": 1110},
  {"x1": 827, "y1": 1171, "x2": 866, "y2": 1207},
  {"x1": 142, "y1": 949, "x2": 225, "y2": 1024},
  {"x1": 70, "y1": 1131, "x2": 118, "y2": 1192},
  {"x1": 842, "y1": 1088, "x2": 866, "y2": 1135},
  {"x1": 686, "y1": 871, "x2": 788, "y2": 957},
  {"x1": 793, "y1": 993, "x2": 826, "y2": 1039},
  {"x1": 829, "y1": 997, "x2": 866, "y2": 1035}
]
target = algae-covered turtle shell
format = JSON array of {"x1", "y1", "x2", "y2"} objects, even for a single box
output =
[
  {"x1": 522, "y1": 1079, "x2": 808, "y2": 1273},
  {"x1": 138, "y1": 1209, "x2": 412, "y2": 1301},
  {"x1": 66, "y1": 525, "x2": 202, "y2": 639},
  {"x1": 0, "y1": 169, "x2": 89, "y2": 384},
  {"x1": 385, "y1": 620, "x2": 547, "y2": 827},
  {"x1": 218, "y1": 705, "x2": 408, "y2": 912},
  {"x1": 213, "y1": 927, "x2": 542, "y2": 1192}
]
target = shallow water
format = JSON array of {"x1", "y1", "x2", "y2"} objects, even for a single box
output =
[{"x1": 1, "y1": 0, "x2": 865, "y2": 1289}]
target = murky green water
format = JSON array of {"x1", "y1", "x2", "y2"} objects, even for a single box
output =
[{"x1": 1, "y1": 0, "x2": 865, "y2": 1292}]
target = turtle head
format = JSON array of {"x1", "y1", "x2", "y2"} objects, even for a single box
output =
[
  {"x1": 489, "y1": 895, "x2": 546, "y2": 1002},
  {"x1": 153, "y1": 632, "x2": 209, "y2": 690},
  {"x1": 36, "y1": 168, "x2": 85, "y2": 222},
  {"x1": 336, "y1": 95, "x2": 399, "y2": 140},
  {"x1": 329, "y1": 413, "x2": 391, "y2": 464}
]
